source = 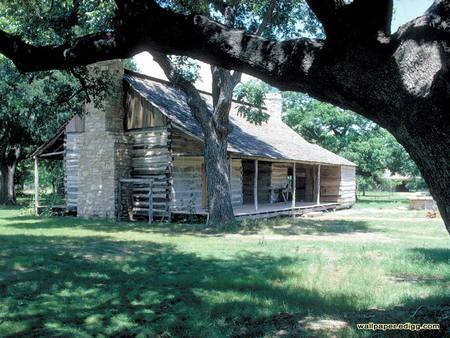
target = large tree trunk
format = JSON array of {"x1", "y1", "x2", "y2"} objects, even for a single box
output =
[
  {"x1": 3, "y1": 0, "x2": 449, "y2": 231},
  {"x1": 391, "y1": 122, "x2": 450, "y2": 229},
  {"x1": 0, "y1": 162, "x2": 17, "y2": 205},
  {"x1": 203, "y1": 130, "x2": 234, "y2": 226}
]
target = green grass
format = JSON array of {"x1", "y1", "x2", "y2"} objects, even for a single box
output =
[
  {"x1": 355, "y1": 191, "x2": 411, "y2": 209},
  {"x1": 0, "y1": 200, "x2": 449, "y2": 337}
]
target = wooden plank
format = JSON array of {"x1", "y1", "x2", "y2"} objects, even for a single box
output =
[
  {"x1": 317, "y1": 164, "x2": 321, "y2": 205},
  {"x1": 254, "y1": 160, "x2": 258, "y2": 211},
  {"x1": 292, "y1": 163, "x2": 296, "y2": 208}
]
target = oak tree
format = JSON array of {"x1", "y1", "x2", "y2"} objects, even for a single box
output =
[{"x1": 0, "y1": 0, "x2": 449, "y2": 231}]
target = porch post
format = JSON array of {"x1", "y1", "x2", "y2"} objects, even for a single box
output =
[
  {"x1": 34, "y1": 156, "x2": 39, "y2": 215},
  {"x1": 254, "y1": 159, "x2": 258, "y2": 211},
  {"x1": 292, "y1": 162, "x2": 296, "y2": 208},
  {"x1": 316, "y1": 164, "x2": 321, "y2": 205},
  {"x1": 228, "y1": 153, "x2": 232, "y2": 190}
]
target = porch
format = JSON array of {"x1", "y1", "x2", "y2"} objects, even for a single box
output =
[
  {"x1": 170, "y1": 201, "x2": 340, "y2": 221},
  {"x1": 234, "y1": 201, "x2": 340, "y2": 219}
]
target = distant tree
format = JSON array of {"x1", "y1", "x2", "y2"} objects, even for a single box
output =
[
  {"x1": 2, "y1": 1, "x2": 450, "y2": 231},
  {"x1": 0, "y1": 57, "x2": 83, "y2": 204},
  {"x1": 283, "y1": 92, "x2": 421, "y2": 194}
]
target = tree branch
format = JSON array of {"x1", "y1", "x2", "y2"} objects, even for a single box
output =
[
  {"x1": 152, "y1": 52, "x2": 212, "y2": 131},
  {"x1": 305, "y1": 0, "x2": 343, "y2": 36},
  {"x1": 306, "y1": 0, "x2": 393, "y2": 38}
]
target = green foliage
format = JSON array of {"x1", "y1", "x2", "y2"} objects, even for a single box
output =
[
  {"x1": 0, "y1": 0, "x2": 115, "y2": 44},
  {"x1": 0, "y1": 56, "x2": 82, "y2": 158},
  {"x1": 164, "y1": 0, "x2": 323, "y2": 38},
  {"x1": 123, "y1": 58, "x2": 139, "y2": 72},
  {"x1": 283, "y1": 92, "x2": 422, "y2": 190},
  {"x1": 234, "y1": 80, "x2": 270, "y2": 125},
  {"x1": 170, "y1": 55, "x2": 201, "y2": 83}
]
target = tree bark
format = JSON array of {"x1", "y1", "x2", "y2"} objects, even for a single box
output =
[
  {"x1": 389, "y1": 119, "x2": 450, "y2": 227},
  {"x1": 0, "y1": 0, "x2": 449, "y2": 230},
  {"x1": 203, "y1": 130, "x2": 234, "y2": 226},
  {"x1": 0, "y1": 162, "x2": 17, "y2": 205},
  {"x1": 152, "y1": 53, "x2": 236, "y2": 226}
]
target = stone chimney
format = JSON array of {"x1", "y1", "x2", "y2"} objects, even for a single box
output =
[
  {"x1": 77, "y1": 60, "x2": 129, "y2": 219},
  {"x1": 264, "y1": 92, "x2": 283, "y2": 121}
]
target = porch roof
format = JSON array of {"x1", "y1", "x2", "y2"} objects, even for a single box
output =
[{"x1": 124, "y1": 71, "x2": 355, "y2": 167}]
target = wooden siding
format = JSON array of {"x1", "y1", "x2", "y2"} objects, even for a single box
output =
[
  {"x1": 171, "y1": 157, "x2": 204, "y2": 211},
  {"x1": 64, "y1": 133, "x2": 83, "y2": 210},
  {"x1": 242, "y1": 160, "x2": 271, "y2": 204},
  {"x1": 318, "y1": 165, "x2": 356, "y2": 206},
  {"x1": 125, "y1": 87, "x2": 167, "y2": 130},
  {"x1": 171, "y1": 128, "x2": 203, "y2": 155},
  {"x1": 127, "y1": 127, "x2": 171, "y2": 217},
  {"x1": 339, "y1": 165, "x2": 356, "y2": 206},
  {"x1": 231, "y1": 159, "x2": 243, "y2": 207},
  {"x1": 271, "y1": 163, "x2": 288, "y2": 190},
  {"x1": 320, "y1": 166, "x2": 341, "y2": 203}
]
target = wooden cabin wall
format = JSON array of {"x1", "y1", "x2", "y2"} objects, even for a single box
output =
[
  {"x1": 64, "y1": 132, "x2": 83, "y2": 211},
  {"x1": 171, "y1": 128, "x2": 203, "y2": 155},
  {"x1": 125, "y1": 88, "x2": 167, "y2": 130},
  {"x1": 127, "y1": 127, "x2": 171, "y2": 218},
  {"x1": 320, "y1": 166, "x2": 341, "y2": 203},
  {"x1": 124, "y1": 86, "x2": 172, "y2": 218},
  {"x1": 242, "y1": 160, "x2": 271, "y2": 204},
  {"x1": 295, "y1": 166, "x2": 307, "y2": 201},
  {"x1": 230, "y1": 159, "x2": 243, "y2": 207},
  {"x1": 339, "y1": 166, "x2": 356, "y2": 206},
  {"x1": 171, "y1": 157, "x2": 204, "y2": 211},
  {"x1": 271, "y1": 163, "x2": 288, "y2": 190}
]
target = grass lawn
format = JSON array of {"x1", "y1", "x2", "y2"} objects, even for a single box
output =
[{"x1": 0, "y1": 194, "x2": 449, "y2": 337}]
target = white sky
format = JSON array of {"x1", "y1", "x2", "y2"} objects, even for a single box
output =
[{"x1": 133, "y1": 0, "x2": 432, "y2": 92}]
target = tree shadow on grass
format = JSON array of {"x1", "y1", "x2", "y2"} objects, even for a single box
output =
[
  {"x1": 1, "y1": 212, "x2": 376, "y2": 238},
  {"x1": 266, "y1": 218, "x2": 372, "y2": 236},
  {"x1": 408, "y1": 247, "x2": 450, "y2": 264},
  {"x1": 0, "y1": 233, "x2": 362, "y2": 337},
  {"x1": 0, "y1": 233, "x2": 448, "y2": 337}
]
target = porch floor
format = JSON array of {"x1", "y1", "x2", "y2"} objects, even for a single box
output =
[
  {"x1": 234, "y1": 202, "x2": 340, "y2": 218},
  {"x1": 170, "y1": 201, "x2": 340, "y2": 220}
]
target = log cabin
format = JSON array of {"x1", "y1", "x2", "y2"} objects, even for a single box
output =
[{"x1": 32, "y1": 61, "x2": 356, "y2": 222}]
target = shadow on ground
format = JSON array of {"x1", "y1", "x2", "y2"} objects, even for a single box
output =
[
  {"x1": 2, "y1": 213, "x2": 374, "y2": 237},
  {"x1": 0, "y1": 234, "x2": 351, "y2": 336},
  {"x1": 0, "y1": 232, "x2": 448, "y2": 337}
]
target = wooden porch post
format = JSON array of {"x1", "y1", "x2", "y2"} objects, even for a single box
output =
[
  {"x1": 292, "y1": 162, "x2": 296, "y2": 208},
  {"x1": 316, "y1": 164, "x2": 321, "y2": 205},
  {"x1": 228, "y1": 153, "x2": 232, "y2": 189},
  {"x1": 254, "y1": 159, "x2": 258, "y2": 211},
  {"x1": 34, "y1": 156, "x2": 39, "y2": 215}
]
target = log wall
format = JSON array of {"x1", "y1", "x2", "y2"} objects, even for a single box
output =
[
  {"x1": 127, "y1": 127, "x2": 171, "y2": 218},
  {"x1": 242, "y1": 160, "x2": 271, "y2": 204},
  {"x1": 171, "y1": 156, "x2": 204, "y2": 211},
  {"x1": 320, "y1": 165, "x2": 341, "y2": 203},
  {"x1": 171, "y1": 128, "x2": 203, "y2": 155},
  {"x1": 64, "y1": 132, "x2": 83, "y2": 211},
  {"x1": 230, "y1": 159, "x2": 243, "y2": 207},
  {"x1": 339, "y1": 165, "x2": 356, "y2": 206},
  {"x1": 271, "y1": 163, "x2": 288, "y2": 190}
]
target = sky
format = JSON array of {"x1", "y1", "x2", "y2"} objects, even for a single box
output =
[{"x1": 134, "y1": 0, "x2": 433, "y2": 92}]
